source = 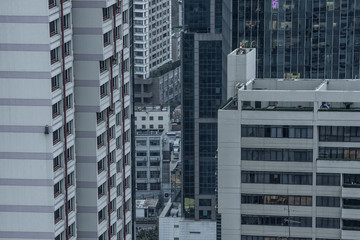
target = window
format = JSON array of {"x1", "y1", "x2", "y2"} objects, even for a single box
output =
[
  {"x1": 67, "y1": 172, "x2": 74, "y2": 186},
  {"x1": 110, "y1": 199, "x2": 116, "y2": 213},
  {"x1": 199, "y1": 210, "x2": 211, "y2": 219},
  {"x1": 136, "y1": 140, "x2": 147, "y2": 146},
  {"x1": 149, "y1": 116, "x2": 154, "y2": 120},
  {"x1": 149, "y1": 140, "x2": 160, "y2": 146},
  {"x1": 158, "y1": 116, "x2": 163, "y2": 120},
  {"x1": 316, "y1": 173, "x2": 340, "y2": 186},
  {"x1": 64, "y1": 41, "x2": 71, "y2": 56},
  {"x1": 124, "y1": 82, "x2": 130, "y2": 95},
  {"x1": 316, "y1": 218, "x2": 340, "y2": 229},
  {"x1": 115, "y1": 26, "x2": 121, "y2": 39},
  {"x1": 66, "y1": 120, "x2": 72, "y2": 135},
  {"x1": 343, "y1": 174, "x2": 360, "y2": 185},
  {"x1": 97, "y1": 133, "x2": 104, "y2": 148},
  {"x1": 150, "y1": 161, "x2": 160, "y2": 166},
  {"x1": 98, "y1": 207, "x2": 106, "y2": 223},
  {"x1": 117, "y1": 183, "x2": 123, "y2": 197},
  {"x1": 137, "y1": 171, "x2": 147, "y2": 178},
  {"x1": 53, "y1": 128, "x2": 61, "y2": 145},
  {"x1": 49, "y1": 19, "x2": 58, "y2": 36},
  {"x1": 98, "y1": 183, "x2": 105, "y2": 198},
  {"x1": 65, "y1": 68, "x2": 72, "y2": 83},
  {"x1": 150, "y1": 151, "x2": 160, "y2": 156},
  {"x1": 141, "y1": 116, "x2": 146, "y2": 120},
  {"x1": 319, "y1": 126, "x2": 360, "y2": 142},
  {"x1": 49, "y1": 0, "x2": 56, "y2": 8},
  {"x1": 242, "y1": 125, "x2": 313, "y2": 139},
  {"x1": 103, "y1": 7, "x2": 110, "y2": 21},
  {"x1": 150, "y1": 183, "x2": 161, "y2": 190},
  {"x1": 123, "y1": 34, "x2": 129, "y2": 47},
  {"x1": 242, "y1": 148, "x2": 313, "y2": 162},
  {"x1": 116, "y1": 136, "x2": 121, "y2": 149},
  {"x1": 110, "y1": 223, "x2": 116, "y2": 236},
  {"x1": 100, "y1": 83, "x2": 108, "y2": 98},
  {"x1": 54, "y1": 180, "x2": 63, "y2": 197},
  {"x1": 137, "y1": 183, "x2": 147, "y2": 190},
  {"x1": 159, "y1": 124, "x2": 163, "y2": 129},
  {"x1": 99, "y1": 232, "x2": 106, "y2": 240},
  {"x1": 52, "y1": 101, "x2": 61, "y2": 118},
  {"x1": 110, "y1": 174, "x2": 116, "y2": 188},
  {"x1": 55, "y1": 233, "x2": 64, "y2": 240},
  {"x1": 149, "y1": 124, "x2": 154, "y2": 129},
  {"x1": 109, "y1": 125, "x2": 115, "y2": 139},
  {"x1": 54, "y1": 206, "x2": 63, "y2": 223},
  {"x1": 103, "y1": 31, "x2": 111, "y2": 47},
  {"x1": 112, "y1": 76, "x2": 118, "y2": 89},
  {"x1": 242, "y1": 171, "x2": 312, "y2": 185},
  {"x1": 124, "y1": 59, "x2": 129, "y2": 72},
  {"x1": 51, "y1": 47, "x2": 59, "y2": 64},
  {"x1": 241, "y1": 215, "x2": 312, "y2": 228},
  {"x1": 97, "y1": 111, "x2": 105, "y2": 124},
  {"x1": 122, "y1": 9, "x2": 128, "y2": 23},
  {"x1": 51, "y1": 74, "x2": 60, "y2": 91},
  {"x1": 63, "y1": 14, "x2": 70, "y2": 29},
  {"x1": 199, "y1": 199, "x2": 212, "y2": 206},
  {"x1": 316, "y1": 196, "x2": 340, "y2": 207},
  {"x1": 100, "y1": 60, "x2": 107, "y2": 73},
  {"x1": 64, "y1": 196, "x2": 73, "y2": 213},
  {"x1": 98, "y1": 158, "x2": 105, "y2": 174},
  {"x1": 68, "y1": 223, "x2": 75, "y2": 237},
  {"x1": 53, "y1": 154, "x2": 62, "y2": 171},
  {"x1": 64, "y1": 95, "x2": 72, "y2": 110},
  {"x1": 150, "y1": 171, "x2": 160, "y2": 178}
]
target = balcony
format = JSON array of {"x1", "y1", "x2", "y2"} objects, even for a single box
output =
[
  {"x1": 342, "y1": 208, "x2": 360, "y2": 219},
  {"x1": 342, "y1": 185, "x2": 360, "y2": 198}
]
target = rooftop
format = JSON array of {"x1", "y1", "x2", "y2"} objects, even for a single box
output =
[
  {"x1": 221, "y1": 79, "x2": 360, "y2": 112},
  {"x1": 136, "y1": 199, "x2": 159, "y2": 209},
  {"x1": 136, "y1": 129, "x2": 164, "y2": 136},
  {"x1": 135, "y1": 105, "x2": 169, "y2": 112}
]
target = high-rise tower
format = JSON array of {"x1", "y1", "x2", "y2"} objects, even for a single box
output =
[
  {"x1": 182, "y1": 0, "x2": 223, "y2": 221},
  {"x1": 0, "y1": 0, "x2": 134, "y2": 239},
  {"x1": 223, "y1": 0, "x2": 360, "y2": 79}
]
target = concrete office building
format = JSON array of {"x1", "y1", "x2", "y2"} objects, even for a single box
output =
[
  {"x1": 0, "y1": 0, "x2": 134, "y2": 239},
  {"x1": 223, "y1": 0, "x2": 360, "y2": 79},
  {"x1": 135, "y1": 130, "x2": 165, "y2": 199},
  {"x1": 135, "y1": 105, "x2": 171, "y2": 132},
  {"x1": 218, "y1": 47, "x2": 360, "y2": 240}
]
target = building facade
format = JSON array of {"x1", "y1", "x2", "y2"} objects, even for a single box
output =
[
  {"x1": 135, "y1": 130, "x2": 165, "y2": 199},
  {"x1": 218, "y1": 47, "x2": 360, "y2": 240},
  {"x1": 0, "y1": 1, "x2": 76, "y2": 239},
  {"x1": 223, "y1": 0, "x2": 360, "y2": 79},
  {"x1": 0, "y1": 0, "x2": 133, "y2": 239},
  {"x1": 135, "y1": 106, "x2": 171, "y2": 132},
  {"x1": 133, "y1": 0, "x2": 172, "y2": 80},
  {"x1": 182, "y1": 0, "x2": 223, "y2": 221},
  {"x1": 73, "y1": 0, "x2": 133, "y2": 239}
]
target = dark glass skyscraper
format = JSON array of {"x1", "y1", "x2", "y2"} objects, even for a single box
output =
[
  {"x1": 182, "y1": 0, "x2": 223, "y2": 220},
  {"x1": 223, "y1": 0, "x2": 360, "y2": 79}
]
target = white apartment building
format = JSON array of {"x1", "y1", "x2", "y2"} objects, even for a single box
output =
[
  {"x1": 0, "y1": 0, "x2": 76, "y2": 239},
  {"x1": 135, "y1": 106, "x2": 171, "y2": 132},
  {"x1": 72, "y1": 0, "x2": 132, "y2": 239},
  {"x1": 134, "y1": 0, "x2": 172, "y2": 79},
  {"x1": 0, "y1": 0, "x2": 133, "y2": 240},
  {"x1": 218, "y1": 48, "x2": 360, "y2": 240}
]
